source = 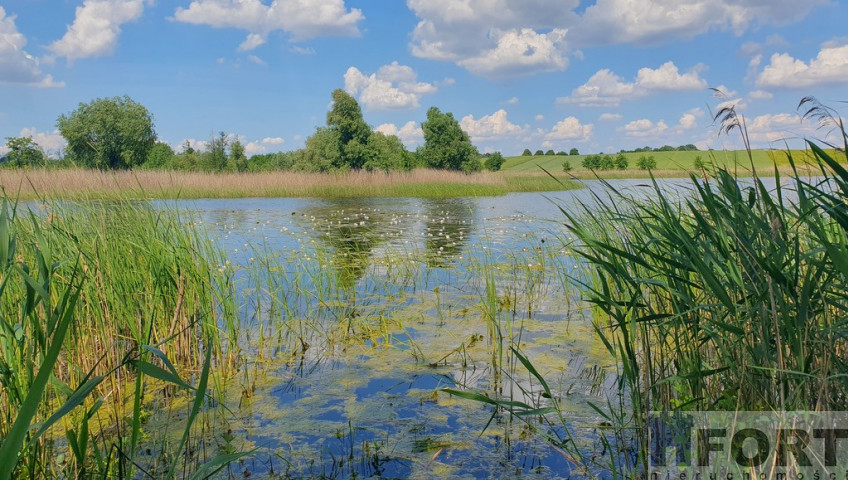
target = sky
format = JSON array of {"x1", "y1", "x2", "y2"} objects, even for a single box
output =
[{"x1": 1, "y1": 0, "x2": 847, "y2": 158}]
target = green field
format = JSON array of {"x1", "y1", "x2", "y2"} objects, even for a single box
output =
[{"x1": 502, "y1": 149, "x2": 824, "y2": 176}]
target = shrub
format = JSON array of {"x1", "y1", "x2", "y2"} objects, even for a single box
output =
[
  {"x1": 636, "y1": 155, "x2": 656, "y2": 170},
  {"x1": 562, "y1": 160, "x2": 572, "y2": 172}
]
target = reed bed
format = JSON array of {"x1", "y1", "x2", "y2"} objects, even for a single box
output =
[
  {"x1": 0, "y1": 197, "x2": 243, "y2": 478},
  {"x1": 553, "y1": 105, "x2": 848, "y2": 475},
  {"x1": 0, "y1": 168, "x2": 580, "y2": 200}
]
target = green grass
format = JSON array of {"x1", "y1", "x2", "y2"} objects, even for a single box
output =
[{"x1": 503, "y1": 149, "x2": 830, "y2": 176}]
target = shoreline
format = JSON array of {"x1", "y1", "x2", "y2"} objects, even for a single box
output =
[{"x1": 0, "y1": 163, "x2": 827, "y2": 200}]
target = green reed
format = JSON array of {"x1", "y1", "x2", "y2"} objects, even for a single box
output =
[{"x1": 0, "y1": 196, "x2": 246, "y2": 478}]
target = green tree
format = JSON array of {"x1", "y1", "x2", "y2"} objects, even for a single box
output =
[
  {"x1": 569, "y1": 147, "x2": 579, "y2": 156},
  {"x1": 582, "y1": 154, "x2": 601, "y2": 169},
  {"x1": 484, "y1": 152, "x2": 505, "y2": 171},
  {"x1": 615, "y1": 153, "x2": 628, "y2": 170},
  {"x1": 229, "y1": 139, "x2": 248, "y2": 172},
  {"x1": 420, "y1": 106, "x2": 480, "y2": 172},
  {"x1": 327, "y1": 89, "x2": 371, "y2": 169},
  {"x1": 144, "y1": 142, "x2": 175, "y2": 169},
  {"x1": 3, "y1": 137, "x2": 45, "y2": 167},
  {"x1": 562, "y1": 160, "x2": 572, "y2": 172},
  {"x1": 600, "y1": 154, "x2": 614, "y2": 170},
  {"x1": 363, "y1": 132, "x2": 411, "y2": 172},
  {"x1": 545, "y1": 149, "x2": 555, "y2": 156},
  {"x1": 56, "y1": 95, "x2": 156, "y2": 169},
  {"x1": 522, "y1": 148, "x2": 532, "y2": 156},
  {"x1": 636, "y1": 155, "x2": 657, "y2": 170},
  {"x1": 294, "y1": 128, "x2": 341, "y2": 172},
  {"x1": 534, "y1": 149, "x2": 544, "y2": 156}
]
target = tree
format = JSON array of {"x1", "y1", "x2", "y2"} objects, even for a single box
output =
[
  {"x1": 56, "y1": 95, "x2": 156, "y2": 169},
  {"x1": 582, "y1": 154, "x2": 601, "y2": 169},
  {"x1": 420, "y1": 106, "x2": 480, "y2": 172},
  {"x1": 556, "y1": 151, "x2": 567, "y2": 156},
  {"x1": 484, "y1": 152, "x2": 504, "y2": 171},
  {"x1": 363, "y1": 132, "x2": 411, "y2": 172},
  {"x1": 229, "y1": 139, "x2": 248, "y2": 172},
  {"x1": 144, "y1": 142, "x2": 175, "y2": 169},
  {"x1": 562, "y1": 160, "x2": 572, "y2": 172},
  {"x1": 545, "y1": 149, "x2": 555, "y2": 156},
  {"x1": 201, "y1": 131, "x2": 229, "y2": 171},
  {"x1": 522, "y1": 148, "x2": 532, "y2": 156},
  {"x1": 534, "y1": 150, "x2": 544, "y2": 156},
  {"x1": 294, "y1": 128, "x2": 341, "y2": 172},
  {"x1": 3, "y1": 137, "x2": 45, "y2": 167},
  {"x1": 327, "y1": 89, "x2": 371, "y2": 169},
  {"x1": 569, "y1": 148, "x2": 579, "y2": 156}
]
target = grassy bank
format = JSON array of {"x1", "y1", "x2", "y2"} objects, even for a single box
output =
[
  {"x1": 503, "y1": 148, "x2": 834, "y2": 178},
  {"x1": 0, "y1": 168, "x2": 581, "y2": 200}
]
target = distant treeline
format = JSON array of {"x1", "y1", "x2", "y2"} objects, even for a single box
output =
[{"x1": 2, "y1": 91, "x2": 506, "y2": 173}]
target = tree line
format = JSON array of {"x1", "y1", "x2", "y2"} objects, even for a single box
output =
[{"x1": 2, "y1": 91, "x2": 506, "y2": 173}]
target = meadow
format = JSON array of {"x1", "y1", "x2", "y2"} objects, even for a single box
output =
[{"x1": 502, "y1": 148, "x2": 829, "y2": 177}]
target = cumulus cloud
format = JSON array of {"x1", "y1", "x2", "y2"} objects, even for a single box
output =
[
  {"x1": 0, "y1": 8, "x2": 63, "y2": 86},
  {"x1": 344, "y1": 62, "x2": 437, "y2": 110},
  {"x1": 173, "y1": 0, "x2": 364, "y2": 48},
  {"x1": 534, "y1": 114, "x2": 544, "y2": 122},
  {"x1": 756, "y1": 43, "x2": 848, "y2": 88},
  {"x1": 375, "y1": 121, "x2": 424, "y2": 148},
  {"x1": 459, "y1": 109, "x2": 528, "y2": 142},
  {"x1": 406, "y1": 0, "x2": 826, "y2": 78},
  {"x1": 407, "y1": 0, "x2": 578, "y2": 78},
  {"x1": 545, "y1": 116, "x2": 593, "y2": 143},
  {"x1": 506, "y1": 97, "x2": 519, "y2": 105},
  {"x1": 622, "y1": 119, "x2": 669, "y2": 138},
  {"x1": 262, "y1": 137, "x2": 284, "y2": 145},
  {"x1": 744, "y1": 113, "x2": 823, "y2": 145},
  {"x1": 50, "y1": 0, "x2": 150, "y2": 62},
  {"x1": 571, "y1": 0, "x2": 828, "y2": 46},
  {"x1": 458, "y1": 28, "x2": 569, "y2": 77},
  {"x1": 558, "y1": 61, "x2": 707, "y2": 107}
]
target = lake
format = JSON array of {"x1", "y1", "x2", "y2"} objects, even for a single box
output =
[{"x1": 145, "y1": 177, "x2": 786, "y2": 479}]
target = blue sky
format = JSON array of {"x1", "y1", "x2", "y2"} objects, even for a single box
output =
[{"x1": 1, "y1": 0, "x2": 847, "y2": 158}]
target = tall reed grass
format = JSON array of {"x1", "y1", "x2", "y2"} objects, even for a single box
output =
[
  {"x1": 0, "y1": 168, "x2": 580, "y2": 200},
  {"x1": 0, "y1": 196, "x2": 244, "y2": 478}
]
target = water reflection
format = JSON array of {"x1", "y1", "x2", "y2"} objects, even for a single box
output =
[{"x1": 422, "y1": 198, "x2": 474, "y2": 268}]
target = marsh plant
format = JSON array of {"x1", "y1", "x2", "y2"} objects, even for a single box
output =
[{"x1": 0, "y1": 197, "x2": 250, "y2": 478}]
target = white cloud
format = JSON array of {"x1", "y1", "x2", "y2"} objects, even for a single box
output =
[
  {"x1": 534, "y1": 114, "x2": 544, "y2": 122},
  {"x1": 238, "y1": 32, "x2": 266, "y2": 51},
  {"x1": 756, "y1": 44, "x2": 848, "y2": 88},
  {"x1": 545, "y1": 116, "x2": 593, "y2": 142},
  {"x1": 173, "y1": 0, "x2": 364, "y2": 45},
  {"x1": 289, "y1": 45, "x2": 315, "y2": 55},
  {"x1": 247, "y1": 54, "x2": 266, "y2": 66},
  {"x1": 622, "y1": 119, "x2": 669, "y2": 138},
  {"x1": 460, "y1": 109, "x2": 528, "y2": 142},
  {"x1": 598, "y1": 113, "x2": 623, "y2": 122},
  {"x1": 407, "y1": 0, "x2": 578, "y2": 78},
  {"x1": 745, "y1": 113, "x2": 815, "y2": 144},
  {"x1": 571, "y1": 0, "x2": 828, "y2": 46},
  {"x1": 0, "y1": 8, "x2": 63, "y2": 86},
  {"x1": 262, "y1": 137, "x2": 284, "y2": 145},
  {"x1": 679, "y1": 108, "x2": 704, "y2": 130},
  {"x1": 748, "y1": 90, "x2": 773, "y2": 100},
  {"x1": 50, "y1": 0, "x2": 150, "y2": 62},
  {"x1": 375, "y1": 121, "x2": 424, "y2": 148},
  {"x1": 457, "y1": 28, "x2": 569, "y2": 78},
  {"x1": 344, "y1": 62, "x2": 437, "y2": 110},
  {"x1": 506, "y1": 97, "x2": 519, "y2": 105},
  {"x1": 558, "y1": 62, "x2": 707, "y2": 107}
]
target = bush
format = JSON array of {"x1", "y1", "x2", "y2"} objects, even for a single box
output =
[
  {"x1": 582, "y1": 154, "x2": 602, "y2": 169},
  {"x1": 615, "y1": 153, "x2": 628, "y2": 170},
  {"x1": 534, "y1": 150, "x2": 544, "y2": 156},
  {"x1": 484, "y1": 152, "x2": 505, "y2": 171},
  {"x1": 600, "y1": 155, "x2": 615, "y2": 170},
  {"x1": 545, "y1": 149, "x2": 555, "y2": 156},
  {"x1": 562, "y1": 160, "x2": 572, "y2": 172},
  {"x1": 522, "y1": 148, "x2": 532, "y2": 156},
  {"x1": 636, "y1": 155, "x2": 657, "y2": 170}
]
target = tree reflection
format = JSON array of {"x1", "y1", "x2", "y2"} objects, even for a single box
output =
[{"x1": 422, "y1": 198, "x2": 474, "y2": 268}]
